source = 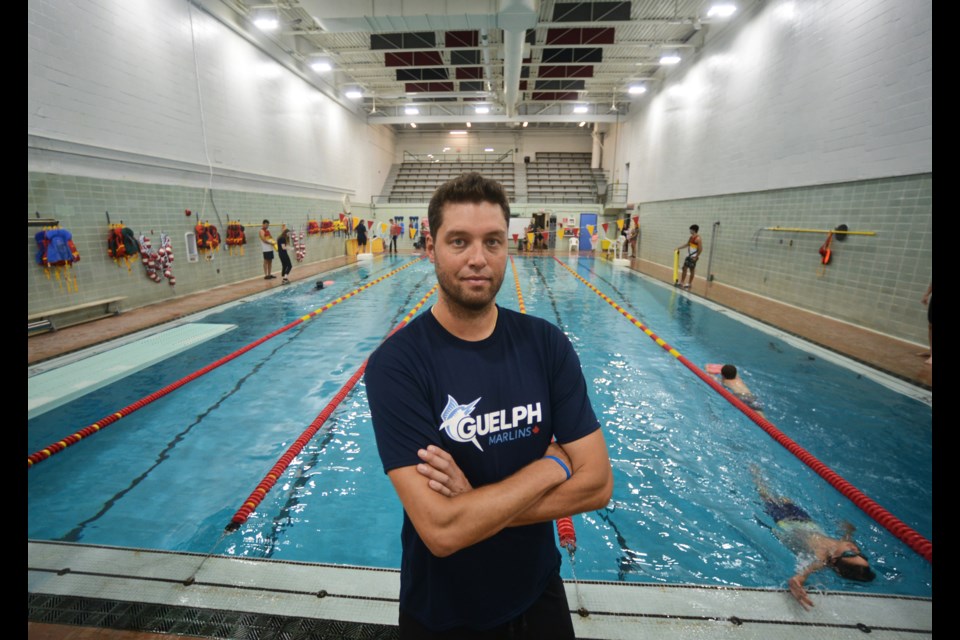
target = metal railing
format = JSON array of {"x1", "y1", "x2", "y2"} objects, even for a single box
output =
[
  {"x1": 402, "y1": 150, "x2": 514, "y2": 164},
  {"x1": 604, "y1": 184, "x2": 629, "y2": 205},
  {"x1": 372, "y1": 193, "x2": 600, "y2": 205}
]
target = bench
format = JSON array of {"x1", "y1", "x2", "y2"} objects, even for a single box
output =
[{"x1": 28, "y1": 296, "x2": 127, "y2": 333}]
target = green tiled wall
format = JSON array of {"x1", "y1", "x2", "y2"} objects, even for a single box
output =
[
  {"x1": 28, "y1": 173, "x2": 372, "y2": 316},
  {"x1": 637, "y1": 174, "x2": 932, "y2": 344}
]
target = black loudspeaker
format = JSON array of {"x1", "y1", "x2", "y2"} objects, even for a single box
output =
[{"x1": 524, "y1": 156, "x2": 530, "y2": 164}]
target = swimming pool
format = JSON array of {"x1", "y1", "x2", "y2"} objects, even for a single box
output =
[{"x1": 27, "y1": 255, "x2": 932, "y2": 601}]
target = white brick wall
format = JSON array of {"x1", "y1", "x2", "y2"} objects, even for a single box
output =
[
  {"x1": 27, "y1": 0, "x2": 393, "y2": 200},
  {"x1": 618, "y1": 0, "x2": 932, "y2": 202}
]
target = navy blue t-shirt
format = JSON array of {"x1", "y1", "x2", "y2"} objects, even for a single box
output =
[{"x1": 364, "y1": 305, "x2": 600, "y2": 631}]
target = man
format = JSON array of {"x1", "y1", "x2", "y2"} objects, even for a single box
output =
[
  {"x1": 752, "y1": 466, "x2": 875, "y2": 610},
  {"x1": 390, "y1": 220, "x2": 401, "y2": 253},
  {"x1": 675, "y1": 224, "x2": 702, "y2": 289},
  {"x1": 627, "y1": 223, "x2": 639, "y2": 258},
  {"x1": 356, "y1": 219, "x2": 368, "y2": 254},
  {"x1": 259, "y1": 219, "x2": 276, "y2": 279},
  {"x1": 716, "y1": 364, "x2": 765, "y2": 418},
  {"x1": 365, "y1": 172, "x2": 613, "y2": 638}
]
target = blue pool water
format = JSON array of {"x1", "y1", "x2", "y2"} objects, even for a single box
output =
[{"x1": 27, "y1": 255, "x2": 932, "y2": 599}]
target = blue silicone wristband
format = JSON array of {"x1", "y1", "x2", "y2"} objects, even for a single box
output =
[{"x1": 544, "y1": 455, "x2": 571, "y2": 480}]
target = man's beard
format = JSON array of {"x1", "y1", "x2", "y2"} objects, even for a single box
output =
[{"x1": 434, "y1": 264, "x2": 505, "y2": 313}]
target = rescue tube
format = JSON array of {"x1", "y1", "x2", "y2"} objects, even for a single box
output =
[{"x1": 819, "y1": 232, "x2": 833, "y2": 265}]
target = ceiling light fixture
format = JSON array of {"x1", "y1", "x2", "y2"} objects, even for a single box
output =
[
  {"x1": 522, "y1": 121, "x2": 528, "y2": 127},
  {"x1": 660, "y1": 53, "x2": 682, "y2": 65},
  {"x1": 345, "y1": 89, "x2": 362, "y2": 99},
  {"x1": 475, "y1": 106, "x2": 490, "y2": 114},
  {"x1": 578, "y1": 121, "x2": 586, "y2": 127},
  {"x1": 252, "y1": 10, "x2": 278, "y2": 31},
  {"x1": 707, "y1": 3, "x2": 737, "y2": 18},
  {"x1": 573, "y1": 105, "x2": 588, "y2": 114},
  {"x1": 410, "y1": 122, "x2": 417, "y2": 128},
  {"x1": 449, "y1": 130, "x2": 467, "y2": 135},
  {"x1": 484, "y1": 147, "x2": 494, "y2": 152},
  {"x1": 628, "y1": 85, "x2": 647, "y2": 94},
  {"x1": 466, "y1": 122, "x2": 472, "y2": 127},
  {"x1": 405, "y1": 106, "x2": 419, "y2": 115},
  {"x1": 311, "y1": 60, "x2": 332, "y2": 73}
]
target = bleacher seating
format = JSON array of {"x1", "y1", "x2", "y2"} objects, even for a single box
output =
[
  {"x1": 387, "y1": 161, "x2": 516, "y2": 203},
  {"x1": 525, "y1": 152, "x2": 598, "y2": 204}
]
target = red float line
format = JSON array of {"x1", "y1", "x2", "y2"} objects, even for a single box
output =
[
  {"x1": 554, "y1": 257, "x2": 932, "y2": 564},
  {"x1": 27, "y1": 258, "x2": 424, "y2": 469},
  {"x1": 226, "y1": 285, "x2": 438, "y2": 530},
  {"x1": 509, "y1": 257, "x2": 576, "y2": 551}
]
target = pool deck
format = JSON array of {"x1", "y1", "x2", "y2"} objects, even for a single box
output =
[
  {"x1": 27, "y1": 252, "x2": 933, "y2": 640},
  {"x1": 28, "y1": 540, "x2": 932, "y2": 640}
]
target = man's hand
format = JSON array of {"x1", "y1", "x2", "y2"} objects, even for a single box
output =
[
  {"x1": 416, "y1": 445, "x2": 473, "y2": 497},
  {"x1": 788, "y1": 575, "x2": 814, "y2": 610},
  {"x1": 418, "y1": 442, "x2": 573, "y2": 498}
]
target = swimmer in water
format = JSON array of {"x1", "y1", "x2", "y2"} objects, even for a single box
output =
[
  {"x1": 716, "y1": 364, "x2": 766, "y2": 418},
  {"x1": 752, "y1": 465, "x2": 875, "y2": 610}
]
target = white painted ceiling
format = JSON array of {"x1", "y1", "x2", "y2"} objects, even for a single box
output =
[{"x1": 212, "y1": 0, "x2": 753, "y2": 131}]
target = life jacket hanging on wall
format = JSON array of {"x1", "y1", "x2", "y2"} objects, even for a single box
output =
[{"x1": 37, "y1": 225, "x2": 81, "y2": 292}]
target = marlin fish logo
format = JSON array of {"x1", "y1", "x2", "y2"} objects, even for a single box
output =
[{"x1": 439, "y1": 395, "x2": 483, "y2": 451}]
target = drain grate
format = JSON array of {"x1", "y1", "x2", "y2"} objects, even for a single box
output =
[{"x1": 28, "y1": 593, "x2": 399, "y2": 640}]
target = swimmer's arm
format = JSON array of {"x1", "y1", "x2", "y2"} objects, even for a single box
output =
[
  {"x1": 788, "y1": 560, "x2": 826, "y2": 610},
  {"x1": 417, "y1": 430, "x2": 613, "y2": 526},
  {"x1": 387, "y1": 443, "x2": 571, "y2": 558},
  {"x1": 839, "y1": 521, "x2": 855, "y2": 541}
]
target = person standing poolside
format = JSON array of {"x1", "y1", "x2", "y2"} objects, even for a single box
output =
[
  {"x1": 751, "y1": 465, "x2": 875, "y2": 610},
  {"x1": 365, "y1": 172, "x2": 614, "y2": 639},
  {"x1": 356, "y1": 219, "x2": 368, "y2": 254},
  {"x1": 390, "y1": 221, "x2": 401, "y2": 253},
  {"x1": 675, "y1": 224, "x2": 702, "y2": 289},
  {"x1": 259, "y1": 219, "x2": 276, "y2": 280},
  {"x1": 627, "y1": 223, "x2": 639, "y2": 258},
  {"x1": 277, "y1": 225, "x2": 293, "y2": 284}
]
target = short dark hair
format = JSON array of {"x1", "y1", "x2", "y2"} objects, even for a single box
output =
[
  {"x1": 721, "y1": 364, "x2": 737, "y2": 379},
  {"x1": 834, "y1": 559, "x2": 876, "y2": 582},
  {"x1": 690, "y1": 224, "x2": 699, "y2": 232},
  {"x1": 262, "y1": 219, "x2": 270, "y2": 225},
  {"x1": 427, "y1": 172, "x2": 511, "y2": 235}
]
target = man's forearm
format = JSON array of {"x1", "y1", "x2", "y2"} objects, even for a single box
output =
[
  {"x1": 392, "y1": 455, "x2": 569, "y2": 558},
  {"x1": 507, "y1": 463, "x2": 613, "y2": 526}
]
